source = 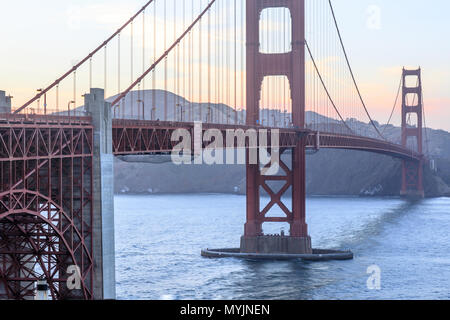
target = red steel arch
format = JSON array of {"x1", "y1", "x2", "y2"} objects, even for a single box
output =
[
  {"x1": 0, "y1": 190, "x2": 93, "y2": 300},
  {"x1": 0, "y1": 116, "x2": 94, "y2": 300}
]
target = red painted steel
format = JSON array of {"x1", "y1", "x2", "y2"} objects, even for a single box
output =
[
  {"x1": 0, "y1": 113, "x2": 421, "y2": 300},
  {"x1": 13, "y1": 1, "x2": 156, "y2": 114},
  {"x1": 0, "y1": 115, "x2": 94, "y2": 300},
  {"x1": 0, "y1": 117, "x2": 423, "y2": 300},
  {"x1": 245, "y1": 0, "x2": 308, "y2": 237},
  {"x1": 110, "y1": 0, "x2": 217, "y2": 107},
  {"x1": 0, "y1": 0, "x2": 428, "y2": 300},
  {"x1": 112, "y1": 120, "x2": 301, "y2": 154},
  {"x1": 112, "y1": 120, "x2": 422, "y2": 161},
  {"x1": 401, "y1": 68, "x2": 424, "y2": 197}
]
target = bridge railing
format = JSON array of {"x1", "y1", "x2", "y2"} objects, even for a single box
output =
[
  {"x1": 1, "y1": 111, "x2": 92, "y2": 125},
  {"x1": 11, "y1": 108, "x2": 87, "y2": 117}
]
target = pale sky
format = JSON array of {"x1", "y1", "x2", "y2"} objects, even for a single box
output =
[{"x1": 0, "y1": 0, "x2": 449, "y2": 131}]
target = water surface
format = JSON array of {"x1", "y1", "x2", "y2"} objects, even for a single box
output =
[{"x1": 115, "y1": 194, "x2": 450, "y2": 300}]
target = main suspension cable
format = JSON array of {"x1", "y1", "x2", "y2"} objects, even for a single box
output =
[
  {"x1": 112, "y1": 0, "x2": 217, "y2": 107},
  {"x1": 328, "y1": 0, "x2": 385, "y2": 140},
  {"x1": 15, "y1": 0, "x2": 155, "y2": 114},
  {"x1": 382, "y1": 74, "x2": 403, "y2": 135},
  {"x1": 305, "y1": 40, "x2": 354, "y2": 135}
]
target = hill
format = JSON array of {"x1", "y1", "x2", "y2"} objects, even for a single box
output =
[{"x1": 107, "y1": 90, "x2": 450, "y2": 197}]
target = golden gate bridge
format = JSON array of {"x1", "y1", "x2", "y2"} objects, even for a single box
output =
[{"x1": 0, "y1": 0, "x2": 428, "y2": 299}]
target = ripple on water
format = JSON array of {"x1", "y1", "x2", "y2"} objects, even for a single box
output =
[{"x1": 114, "y1": 195, "x2": 450, "y2": 300}]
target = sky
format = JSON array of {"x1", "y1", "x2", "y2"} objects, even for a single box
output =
[{"x1": 0, "y1": 0, "x2": 449, "y2": 131}]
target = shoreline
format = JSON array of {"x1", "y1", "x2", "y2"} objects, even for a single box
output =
[{"x1": 114, "y1": 192, "x2": 450, "y2": 199}]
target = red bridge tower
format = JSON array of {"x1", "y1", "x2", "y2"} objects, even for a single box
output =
[
  {"x1": 401, "y1": 68, "x2": 425, "y2": 198},
  {"x1": 241, "y1": 0, "x2": 312, "y2": 254}
]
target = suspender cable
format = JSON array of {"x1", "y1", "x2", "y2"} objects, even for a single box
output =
[
  {"x1": 241, "y1": 0, "x2": 244, "y2": 125},
  {"x1": 199, "y1": 0, "x2": 203, "y2": 122},
  {"x1": 189, "y1": 0, "x2": 192, "y2": 121},
  {"x1": 208, "y1": 2, "x2": 211, "y2": 123},
  {"x1": 234, "y1": 0, "x2": 237, "y2": 124},
  {"x1": 152, "y1": 0, "x2": 156, "y2": 120},
  {"x1": 89, "y1": 58, "x2": 92, "y2": 89},
  {"x1": 142, "y1": 10, "x2": 146, "y2": 120},
  {"x1": 328, "y1": 0, "x2": 384, "y2": 139},
  {"x1": 56, "y1": 85, "x2": 59, "y2": 113},
  {"x1": 164, "y1": 0, "x2": 167, "y2": 121},
  {"x1": 104, "y1": 45, "x2": 107, "y2": 97},
  {"x1": 422, "y1": 91, "x2": 430, "y2": 156},
  {"x1": 183, "y1": 0, "x2": 186, "y2": 122},
  {"x1": 111, "y1": 0, "x2": 217, "y2": 107},
  {"x1": 73, "y1": 71, "x2": 77, "y2": 113},
  {"x1": 382, "y1": 74, "x2": 402, "y2": 135},
  {"x1": 118, "y1": 33, "x2": 121, "y2": 98},
  {"x1": 305, "y1": 40, "x2": 354, "y2": 135},
  {"x1": 15, "y1": 0, "x2": 155, "y2": 114},
  {"x1": 174, "y1": 1, "x2": 178, "y2": 120},
  {"x1": 216, "y1": 2, "x2": 220, "y2": 123},
  {"x1": 130, "y1": 21, "x2": 134, "y2": 118},
  {"x1": 226, "y1": 0, "x2": 230, "y2": 124}
]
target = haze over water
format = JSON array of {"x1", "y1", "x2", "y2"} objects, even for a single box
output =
[{"x1": 115, "y1": 194, "x2": 450, "y2": 300}]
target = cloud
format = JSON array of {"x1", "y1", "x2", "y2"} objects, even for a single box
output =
[{"x1": 66, "y1": 3, "x2": 135, "y2": 30}]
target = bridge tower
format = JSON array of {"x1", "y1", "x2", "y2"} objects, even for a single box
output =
[
  {"x1": 401, "y1": 68, "x2": 425, "y2": 198},
  {"x1": 0, "y1": 91, "x2": 12, "y2": 113},
  {"x1": 242, "y1": 0, "x2": 312, "y2": 254}
]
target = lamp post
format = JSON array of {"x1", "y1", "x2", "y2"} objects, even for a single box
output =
[
  {"x1": 151, "y1": 105, "x2": 156, "y2": 121},
  {"x1": 113, "y1": 105, "x2": 120, "y2": 119},
  {"x1": 176, "y1": 103, "x2": 184, "y2": 122},
  {"x1": 67, "y1": 100, "x2": 75, "y2": 117},
  {"x1": 207, "y1": 106, "x2": 212, "y2": 123},
  {"x1": 37, "y1": 89, "x2": 47, "y2": 115},
  {"x1": 137, "y1": 99, "x2": 145, "y2": 120}
]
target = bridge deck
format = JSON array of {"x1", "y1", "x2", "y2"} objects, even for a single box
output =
[
  {"x1": 0, "y1": 114, "x2": 422, "y2": 162},
  {"x1": 112, "y1": 119, "x2": 422, "y2": 161}
]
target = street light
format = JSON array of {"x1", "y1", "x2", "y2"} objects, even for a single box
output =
[
  {"x1": 113, "y1": 104, "x2": 120, "y2": 119},
  {"x1": 176, "y1": 103, "x2": 184, "y2": 122},
  {"x1": 151, "y1": 105, "x2": 156, "y2": 121},
  {"x1": 207, "y1": 106, "x2": 212, "y2": 123},
  {"x1": 137, "y1": 99, "x2": 145, "y2": 120},
  {"x1": 67, "y1": 100, "x2": 75, "y2": 117},
  {"x1": 37, "y1": 89, "x2": 47, "y2": 115}
]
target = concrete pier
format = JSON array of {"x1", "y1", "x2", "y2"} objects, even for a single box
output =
[
  {"x1": 203, "y1": 233, "x2": 352, "y2": 262},
  {"x1": 84, "y1": 89, "x2": 116, "y2": 300},
  {"x1": 202, "y1": 248, "x2": 354, "y2": 261},
  {"x1": 0, "y1": 91, "x2": 12, "y2": 113},
  {"x1": 240, "y1": 235, "x2": 312, "y2": 254}
]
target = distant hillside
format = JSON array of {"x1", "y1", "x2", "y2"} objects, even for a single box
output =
[{"x1": 108, "y1": 90, "x2": 450, "y2": 198}]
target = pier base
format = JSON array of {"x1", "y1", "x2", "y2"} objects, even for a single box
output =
[
  {"x1": 240, "y1": 235, "x2": 312, "y2": 254},
  {"x1": 202, "y1": 235, "x2": 352, "y2": 262},
  {"x1": 400, "y1": 190, "x2": 425, "y2": 199},
  {"x1": 201, "y1": 248, "x2": 353, "y2": 261}
]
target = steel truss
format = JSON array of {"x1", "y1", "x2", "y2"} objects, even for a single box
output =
[{"x1": 0, "y1": 115, "x2": 94, "y2": 300}]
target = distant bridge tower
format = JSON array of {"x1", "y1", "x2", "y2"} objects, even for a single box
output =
[
  {"x1": 401, "y1": 68, "x2": 425, "y2": 197},
  {"x1": 242, "y1": 0, "x2": 312, "y2": 254}
]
